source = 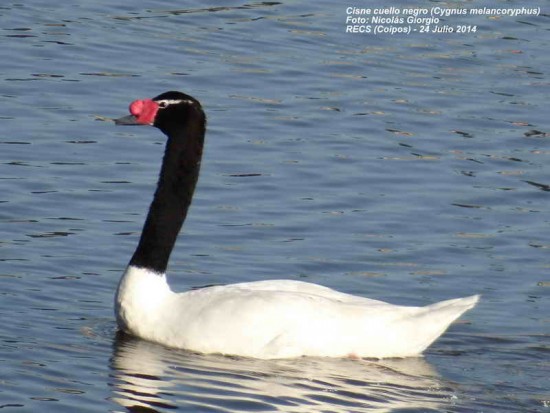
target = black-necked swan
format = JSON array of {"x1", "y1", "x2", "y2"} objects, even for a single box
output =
[{"x1": 113, "y1": 91, "x2": 479, "y2": 359}]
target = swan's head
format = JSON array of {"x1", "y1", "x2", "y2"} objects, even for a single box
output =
[{"x1": 114, "y1": 91, "x2": 205, "y2": 134}]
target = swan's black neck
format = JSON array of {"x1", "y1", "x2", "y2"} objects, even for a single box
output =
[{"x1": 129, "y1": 102, "x2": 206, "y2": 274}]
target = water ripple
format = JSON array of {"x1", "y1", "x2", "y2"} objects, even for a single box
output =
[{"x1": 109, "y1": 333, "x2": 457, "y2": 412}]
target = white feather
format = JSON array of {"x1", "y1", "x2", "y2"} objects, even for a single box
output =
[{"x1": 115, "y1": 266, "x2": 479, "y2": 359}]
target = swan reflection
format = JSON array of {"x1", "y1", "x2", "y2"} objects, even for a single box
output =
[{"x1": 109, "y1": 332, "x2": 456, "y2": 412}]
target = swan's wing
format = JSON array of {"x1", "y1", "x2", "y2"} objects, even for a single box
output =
[
  {"x1": 167, "y1": 284, "x2": 408, "y2": 357},
  {"x1": 162, "y1": 282, "x2": 479, "y2": 359}
]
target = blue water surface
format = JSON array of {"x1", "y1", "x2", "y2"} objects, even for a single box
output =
[{"x1": 1, "y1": 0, "x2": 548, "y2": 412}]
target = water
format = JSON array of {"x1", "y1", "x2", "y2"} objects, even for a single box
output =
[{"x1": 1, "y1": 0, "x2": 548, "y2": 411}]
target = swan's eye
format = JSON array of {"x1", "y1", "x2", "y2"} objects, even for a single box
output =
[{"x1": 158, "y1": 101, "x2": 168, "y2": 109}]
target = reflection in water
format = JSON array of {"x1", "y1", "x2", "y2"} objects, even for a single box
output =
[{"x1": 109, "y1": 332, "x2": 458, "y2": 412}]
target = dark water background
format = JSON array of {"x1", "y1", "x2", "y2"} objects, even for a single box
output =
[{"x1": 1, "y1": 1, "x2": 548, "y2": 411}]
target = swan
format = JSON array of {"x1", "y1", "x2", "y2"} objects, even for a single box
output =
[{"x1": 113, "y1": 91, "x2": 479, "y2": 359}]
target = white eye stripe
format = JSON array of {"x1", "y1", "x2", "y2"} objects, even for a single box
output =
[{"x1": 156, "y1": 99, "x2": 194, "y2": 108}]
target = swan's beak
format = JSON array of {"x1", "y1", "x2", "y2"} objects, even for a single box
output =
[{"x1": 114, "y1": 115, "x2": 142, "y2": 125}]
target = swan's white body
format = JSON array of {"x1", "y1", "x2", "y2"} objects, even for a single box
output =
[{"x1": 116, "y1": 266, "x2": 479, "y2": 359}]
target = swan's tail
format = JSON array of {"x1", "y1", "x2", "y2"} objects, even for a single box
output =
[
  {"x1": 426, "y1": 294, "x2": 480, "y2": 314},
  {"x1": 407, "y1": 294, "x2": 480, "y2": 355}
]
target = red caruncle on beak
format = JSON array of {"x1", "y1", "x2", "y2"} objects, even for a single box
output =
[{"x1": 129, "y1": 99, "x2": 159, "y2": 125}]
